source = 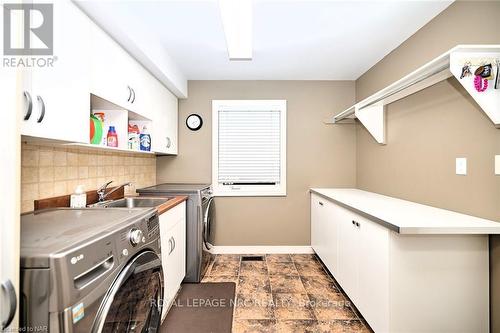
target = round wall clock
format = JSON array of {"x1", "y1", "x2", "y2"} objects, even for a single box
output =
[{"x1": 186, "y1": 114, "x2": 203, "y2": 131}]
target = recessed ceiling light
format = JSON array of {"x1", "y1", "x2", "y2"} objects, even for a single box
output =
[{"x1": 218, "y1": 0, "x2": 252, "y2": 61}]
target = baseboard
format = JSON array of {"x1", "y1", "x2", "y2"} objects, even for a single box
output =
[{"x1": 208, "y1": 245, "x2": 314, "y2": 254}]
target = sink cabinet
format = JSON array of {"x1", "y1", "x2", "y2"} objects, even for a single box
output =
[{"x1": 159, "y1": 201, "x2": 186, "y2": 320}]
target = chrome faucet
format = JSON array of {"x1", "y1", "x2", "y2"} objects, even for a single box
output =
[{"x1": 97, "y1": 181, "x2": 132, "y2": 202}]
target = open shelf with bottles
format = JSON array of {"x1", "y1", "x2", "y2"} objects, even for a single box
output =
[{"x1": 68, "y1": 94, "x2": 155, "y2": 155}]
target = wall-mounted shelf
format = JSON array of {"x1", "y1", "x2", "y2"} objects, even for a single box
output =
[
  {"x1": 331, "y1": 45, "x2": 500, "y2": 144},
  {"x1": 64, "y1": 143, "x2": 155, "y2": 155}
]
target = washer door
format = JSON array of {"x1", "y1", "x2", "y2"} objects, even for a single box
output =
[
  {"x1": 92, "y1": 250, "x2": 164, "y2": 333},
  {"x1": 202, "y1": 197, "x2": 215, "y2": 249}
]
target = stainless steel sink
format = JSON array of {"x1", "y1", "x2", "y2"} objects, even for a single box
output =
[{"x1": 90, "y1": 197, "x2": 171, "y2": 208}]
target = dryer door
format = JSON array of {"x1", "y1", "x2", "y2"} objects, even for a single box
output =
[
  {"x1": 92, "y1": 251, "x2": 164, "y2": 333},
  {"x1": 202, "y1": 196, "x2": 215, "y2": 249}
]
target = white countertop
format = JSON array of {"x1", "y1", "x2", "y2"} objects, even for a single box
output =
[{"x1": 310, "y1": 188, "x2": 500, "y2": 235}]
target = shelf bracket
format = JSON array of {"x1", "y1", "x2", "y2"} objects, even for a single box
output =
[{"x1": 355, "y1": 103, "x2": 386, "y2": 144}]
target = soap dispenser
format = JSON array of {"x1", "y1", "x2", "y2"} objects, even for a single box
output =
[{"x1": 70, "y1": 185, "x2": 87, "y2": 208}]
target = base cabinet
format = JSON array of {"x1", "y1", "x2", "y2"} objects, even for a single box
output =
[
  {"x1": 159, "y1": 202, "x2": 186, "y2": 320},
  {"x1": 310, "y1": 193, "x2": 489, "y2": 333}
]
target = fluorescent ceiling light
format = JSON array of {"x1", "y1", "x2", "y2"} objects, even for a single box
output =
[{"x1": 218, "y1": 0, "x2": 252, "y2": 61}]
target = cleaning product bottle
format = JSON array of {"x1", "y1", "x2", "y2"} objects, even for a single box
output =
[
  {"x1": 70, "y1": 185, "x2": 86, "y2": 208},
  {"x1": 107, "y1": 126, "x2": 118, "y2": 148},
  {"x1": 140, "y1": 125, "x2": 151, "y2": 151},
  {"x1": 93, "y1": 112, "x2": 106, "y2": 146},
  {"x1": 128, "y1": 124, "x2": 140, "y2": 151}
]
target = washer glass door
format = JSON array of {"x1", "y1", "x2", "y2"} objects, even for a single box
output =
[{"x1": 93, "y1": 251, "x2": 164, "y2": 333}]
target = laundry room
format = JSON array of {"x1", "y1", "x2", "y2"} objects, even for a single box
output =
[{"x1": 1, "y1": 1, "x2": 500, "y2": 333}]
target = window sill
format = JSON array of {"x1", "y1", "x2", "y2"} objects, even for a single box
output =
[{"x1": 213, "y1": 190, "x2": 287, "y2": 197}]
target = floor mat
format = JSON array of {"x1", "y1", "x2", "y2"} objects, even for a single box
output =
[{"x1": 161, "y1": 282, "x2": 236, "y2": 333}]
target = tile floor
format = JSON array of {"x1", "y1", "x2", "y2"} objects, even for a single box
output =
[{"x1": 202, "y1": 253, "x2": 372, "y2": 333}]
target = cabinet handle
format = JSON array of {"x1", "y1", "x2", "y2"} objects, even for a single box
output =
[
  {"x1": 352, "y1": 221, "x2": 360, "y2": 228},
  {"x1": 131, "y1": 88, "x2": 136, "y2": 103},
  {"x1": 1, "y1": 279, "x2": 17, "y2": 330},
  {"x1": 172, "y1": 237, "x2": 176, "y2": 252},
  {"x1": 168, "y1": 237, "x2": 175, "y2": 255},
  {"x1": 318, "y1": 202, "x2": 323, "y2": 206},
  {"x1": 23, "y1": 91, "x2": 32, "y2": 120},
  {"x1": 127, "y1": 86, "x2": 132, "y2": 102},
  {"x1": 352, "y1": 220, "x2": 356, "y2": 225},
  {"x1": 36, "y1": 96, "x2": 45, "y2": 123},
  {"x1": 166, "y1": 137, "x2": 171, "y2": 148}
]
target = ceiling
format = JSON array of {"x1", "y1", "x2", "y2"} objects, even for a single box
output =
[{"x1": 79, "y1": 0, "x2": 453, "y2": 80}]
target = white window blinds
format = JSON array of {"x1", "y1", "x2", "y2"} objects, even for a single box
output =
[{"x1": 218, "y1": 109, "x2": 282, "y2": 185}]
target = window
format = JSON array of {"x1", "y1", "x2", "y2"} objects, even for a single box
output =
[{"x1": 212, "y1": 100, "x2": 286, "y2": 196}]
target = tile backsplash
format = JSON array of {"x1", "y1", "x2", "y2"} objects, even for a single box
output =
[{"x1": 21, "y1": 142, "x2": 156, "y2": 213}]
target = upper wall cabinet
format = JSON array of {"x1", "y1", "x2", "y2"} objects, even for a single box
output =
[
  {"x1": 89, "y1": 24, "x2": 150, "y2": 119},
  {"x1": 148, "y1": 76, "x2": 178, "y2": 155},
  {"x1": 89, "y1": 23, "x2": 178, "y2": 154},
  {"x1": 19, "y1": 0, "x2": 178, "y2": 155},
  {"x1": 21, "y1": 1, "x2": 91, "y2": 143}
]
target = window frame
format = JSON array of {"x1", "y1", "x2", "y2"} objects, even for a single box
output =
[{"x1": 212, "y1": 100, "x2": 287, "y2": 197}]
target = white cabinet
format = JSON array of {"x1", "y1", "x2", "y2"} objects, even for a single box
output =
[
  {"x1": 311, "y1": 191, "x2": 489, "y2": 333},
  {"x1": 148, "y1": 77, "x2": 178, "y2": 155},
  {"x1": 312, "y1": 195, "x2": 390, "y2": 333},
  {"x1": 336, "y1": 205, "x2": 360, "y2": 301},
  {"x1": 1, "y1": 60, "x2": 21, "y2": 331},
  {"x1": 90, "y1": 24, "x2": 143, "y2": 116},
  {"x1": 159, "y1": 202, "x2": 186, "y2": 320},
  {"x1": 90, "y1": 23, "x2": 178, "y2": 155},
  {"x1": 311, "y1": 195, "x2": 338, "y2": 276},
  {"x1": 19, "y1": 0, "x2": 179, "y2": 153},
  {"x1": 21, "y1": 1, "x2": 90, "y2": 143},
  {"x1": 356, "y1": 214, "x2": 389, "y2": 333}
]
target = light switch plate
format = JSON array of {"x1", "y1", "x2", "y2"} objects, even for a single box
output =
[
  {"x1": 456, "y1": 157, "x2": 467, "y2": 175},
  {"x1": 495, "y1": 155, "x2": 500, "y2": 175}
]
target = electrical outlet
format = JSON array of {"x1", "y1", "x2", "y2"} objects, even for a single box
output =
[
  {"x1": 495, "y1": 155, "x2": 500, "y2": 175},
  {"x1": 456, "y1": 157, "x2": 467, "y2": 175}
]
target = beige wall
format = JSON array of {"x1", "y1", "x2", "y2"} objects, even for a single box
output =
[
  {"x1": 356, "y1": 1, "x2": 500, "y2": 101},
  {"x1": 354, "y1": 1, "x2": 500, "y2": 331},
  {"x1": 21, "y1": 142, "x2": 156, "y2": 212},
  {"x1": 356, "y1": 79, "x2": 500, "y2": 221},
  {"x1": 157, "y1": 80, "x2": 357, "y2": 245}
]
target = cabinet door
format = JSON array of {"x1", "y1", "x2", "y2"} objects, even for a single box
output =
[
  {"x1": 150, "y1": 80, "x2": 178, "y2": 155},
  {"x1": 337, "y1": 205, "x2": 359, "y2": 303},
  {"x1": 170, "y1": 216, "x2": 186, "y2": 288},
  {"x1": 159, "y1": 203, "x2": 186, "y2": 319},
  {"x1": 1, "y1": 65, "x2": 21, "y2": 331},
  {"x1": 163, "y1": 88, "x2": 178, "y2": 154},
  {"x1": 311, "y1": 194, "x2": 327, "y2": 260},
  {"x1": 23, "y1": 1, "x2": 90, "y2": 143},
  {"x1": 90, "y1": 23, "x2": 158, "y2": 120},
  {"x1": 125, "y1": 58, "x2": 154, "y2": 120},
  {"x1": 323, "y1": 200, "x2": 339, "y2": 276},
  {"x1": 357, "y1": 215, "x2": 390, "y2": 333},
  {"x1": 90, "y1": 24, "x2": 131, "y2": 110},
  {"x1": 311, "y1": 195, "x2": 338, "y2": 276}
]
